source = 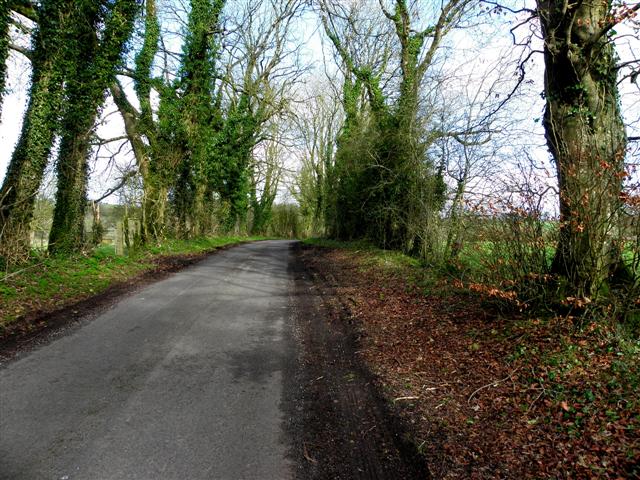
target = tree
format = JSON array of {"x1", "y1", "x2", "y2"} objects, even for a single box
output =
[
  {"x1": 292, "y1": 84, "x2": 342, "y2": 235},
  {"x1": 436, "y1": 54, "x2": 521, "y2": 262},
  {"x1": 109, "y1": 0, "x2": 303, "y2": 239},
  {"x1": 131, "y1": 0, "x2": 164, "y2": 242},
  {"x1": 0, "y1": 0, "x2": 140, "y2": 261},
  {"x1": 0, "y1": 1, "x2": 37, "y2": 113},
  {"x1": 536, "y1": 0, "x2": 639, "y2": 297},
  {"x1": 318, "y1": 0, "x2": 473, "y2": 253},
  {"x1": 249, "y1": 132, "x2": 284, "y2": 235},
  {"x1": 109, "y1": 0, "x2": 225, "y2": 241},
  {"x1": 109, "y1": 0, "x2": 166, "y2": 242},
  {"x1": 209, "y1": 0, "x2": 305, "y2": 231},
  {"x1": 0, "y1": 1, "x2": 10, "y2": 114},
  {"x1": 48, "y1": 0, "x2": 140, "y2": 254},
  {"x1": 0, "y1": 0, "x2": 79, "y2": 263},
  {"x1": 170, "y1": 0, "x2": 226, "y2": 237}
]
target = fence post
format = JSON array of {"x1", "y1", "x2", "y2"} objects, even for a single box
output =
[{"x1": 115, "y1": 222, "x2": 124, "y2": 255}]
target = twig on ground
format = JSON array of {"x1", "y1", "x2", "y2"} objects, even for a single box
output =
[
  {"x1": 393, "y1": 396, "x2": 420, "y2": 402},
  {"x1": 303, "y1": 443, "x2": 317, "y2": 464},
  {"x1": 467, "y1": 368, "x2": 520, "y2": 403},
  {"x1": 1, "y1": 261, "x2": 46, "y2": 283}
]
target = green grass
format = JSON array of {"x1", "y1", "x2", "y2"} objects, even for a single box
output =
[
  {"x1": 302, "y1": 237, "x2": 441, "y2": 295},
  {"x1": 303, "y1": 237, "x2": 421, "y2": 271},
  {"x1": 0, "y1": 236, "x2": 267, "y2": 331},
  {"x1": 144, "y1": 236, "x2": 267, "y2": 255}
]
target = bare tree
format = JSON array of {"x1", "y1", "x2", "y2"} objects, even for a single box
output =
[{"x1": 292, "y1": 81, "x2": 342, "y2": 235}]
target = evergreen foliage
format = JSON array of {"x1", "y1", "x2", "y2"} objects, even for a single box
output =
[
  {"x1": 171, "y1": 0, "x2": 225, "y2": 237},
  {"x1": 321, "y1": 0, "x2": 467, "y2": 253},
  {"x1": 48, "y1": 0, "x2": 141, "y2": 254},
  {"x1": 0, "y1": 0, "x2": 302, "y2": 262},
  {"x1": 0, "y1": 0, "x2": 10, "y2": 115},
  {"x1": 0, "y1": 0, "x2": 78, "y2": 263},
  {"x1": 210, "y1": 92, "x2": 257, "y2": 231},
  {"x1": 131, "y1": 0, "x2": 165, "y2": 242}
]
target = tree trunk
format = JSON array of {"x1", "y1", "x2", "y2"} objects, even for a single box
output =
[
  {"x1": 538, "y1": 0, "x2": 629, "y2": 297},
  {"x1": 90, "y1": 201, "x2": 103, "y2": 246},
  {"x1": 327, "y1": 75, "x2": 363, "y2": 240},
  {"x1": 0, "y1": 1, "x2": 10, "y2": 115},
  {"x1": 142, "y1": 181, "x2": 167, "y2": 241},
  {"x1": 446, "y1": 169, "x2": 468, "y2": 260},
  {"x1": 322, "y1": 0, "x2": 465, "y2": 253},
  {"x1": 110, "y1": 77, "x2": 170, "y2": 244},
  {"x1": 0, "y1": 0, "x2": 74, "y2": 263},
  {"x1": 47, "y1": 114, "x2": 93, "y2": 253},
  {"x1": 47, "y1": 1, "x2": 100, "y2": 254},
  {"x1": 48, "y1": 0, "x2": 139, "y2": 254}
]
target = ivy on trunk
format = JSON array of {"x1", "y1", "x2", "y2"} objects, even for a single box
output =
[
  {"x1": 0, "y1": 1, "x2": 10, "y2": 115},
  {"x1": 48, "y1": 0, "x2": 140, "y2": 254},
  {"x1": 0, "y1": 0, "x2": 75, "y2": 263},
  {"x1": 537, "y1": 0, "x2": 633, "y2": 297}
]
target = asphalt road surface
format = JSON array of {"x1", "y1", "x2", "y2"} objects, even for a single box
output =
[{"x1": 0, "y1": 240, "x2": 296, "y2": 480}]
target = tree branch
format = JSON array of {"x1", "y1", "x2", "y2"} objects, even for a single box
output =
[
  {"x1": 479, "y1": 0, "x2": 535, "y2": 15},
  {"x1": 92, "y1": 171, "x2": 138, "y2": 204},
  {"x1": 591, "y1": 2, "x2": 640, "y2": 45},
  {"x1": 8, "y1": 42, "x2": 31, "y2": 59},
  {"x1": 10, "y1": 0, "x2": 38, "y2": 22}
]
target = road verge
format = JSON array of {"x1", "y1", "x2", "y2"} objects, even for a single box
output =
[
  {"x1": 296, "y1": 241, "x2": 639, "y2": 479},
  {"x1": 0, "y1": 237, "x2": 264, "y2": 362}
]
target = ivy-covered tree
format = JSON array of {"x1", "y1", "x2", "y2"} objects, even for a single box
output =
[
  {"x1": 0, "y1": 1, "x2": 10, "y2": 114},
  {"x1": 214, "y1": 0, "x2": 304, "y2": 230},
  {"x1": 0, "y1": 0, "x2": 77, "y2": 263},
  {"x1": 172, "y1": 0, "x2": 225, "y2": 237},
  {"x1": 48, "y1": 0, "x2": 140, "y2": 254},
  {"x1": 109, "y1": 0, "x2": 166, "y2": 242},
  {"x1": 1, "y1": 1, "x2": 39, "y2": 113},
  {"x1": 536, "y1": 0, "x2": 638, "y2": 297},
  {"x1": 110, "y1": 0, "x2": 227, "y2": 241},
  {"x1": 320, "y1": 0, "x2": 471, "y2": 252},
  {"x1": 107, "y1": 0, "x2": 302, "y2": 239},
  {"x1": 210, "y1": 91, "x2": 256, "y2": 230}
]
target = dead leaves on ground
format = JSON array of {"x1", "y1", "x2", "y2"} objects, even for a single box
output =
[{"x1": 300, "y1": 246, "x2": 639, "y2": 479}]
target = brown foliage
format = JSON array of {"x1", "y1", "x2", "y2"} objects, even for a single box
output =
[{"x1": 300, "y1": 245, "x2": 639, "y2": 479}]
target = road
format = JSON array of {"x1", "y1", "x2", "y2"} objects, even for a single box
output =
[{"x1": 0, "y1": 240, "x2": 296, "y2": 480}]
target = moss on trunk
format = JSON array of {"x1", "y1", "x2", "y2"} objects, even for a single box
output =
[
  {"x1": 538, "y1": 0, "x2": 629, "y2": 297},
  {"x1": 0, "y1": 0, "x2": 75, "y2": 263}
]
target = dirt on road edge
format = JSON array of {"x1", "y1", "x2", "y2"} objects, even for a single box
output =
[{"x1": 286, "y1": 242, "x2": 428, "y2": 480}]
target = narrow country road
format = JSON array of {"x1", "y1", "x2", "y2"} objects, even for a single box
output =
[{"x1": 0, "y1": 240, "x2": 296, "y2": 480}]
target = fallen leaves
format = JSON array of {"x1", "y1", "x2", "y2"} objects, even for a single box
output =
[{"x1": 300, "y1": 245, "x2": 640, "y2": 479}]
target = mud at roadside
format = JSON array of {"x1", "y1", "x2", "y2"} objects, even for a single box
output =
[{"x1": 285, "y1": 242, "x2": 428, "y2": 480}]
